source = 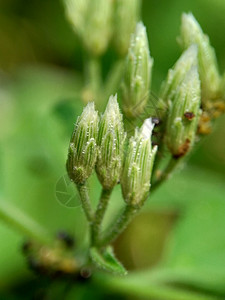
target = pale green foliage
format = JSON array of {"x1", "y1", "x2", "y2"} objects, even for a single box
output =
[
  {"x1": 96, "y1": 95, "x2": 126, "y2": 190},
  {"x1": 67, "y1": 102, "x2": 99, "y2": 184},
  {"x1": 166, "y1": 66, "x2": 201, "y2": 158},
  {"x1": 121, "y1": 22, "x2": 153, "y2": 118},
  {"x1": 121, "y1": 118, "x2": 157, "y2": 207}
]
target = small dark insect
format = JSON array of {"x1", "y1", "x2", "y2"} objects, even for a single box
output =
[
  {"x1": 151, "y1": 117, "x2": 161, "y2": 126},
  {"x1": 184, "y1": 112, "x2": 195, "y2": 120},
  {"x1": 57, "y1": 231, "x2": 75, "y2": 249}
]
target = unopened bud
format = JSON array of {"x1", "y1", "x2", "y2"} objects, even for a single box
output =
[
  {"x1": 67, "y1": 102, "x2": 99, "y2": 184},
  {"x1": 121, "y1": 118, "x2": 157, "y2": 207},
  {"x1": 96, "y1": 95, "x2": 126, "y2": 190},
  {"x1": 121, "y1": 22, "x2": 153, "y2": 118},
  {"x1": 178, "y1": 13, "x2": 221, "y2": 103},
  {"x1": 64, "y1": 0, "x2": 113, "y2": 56},
  {"x1": 160, "y1": 44, "x2": 198, "y2": 105},
  {"x1": 113, "y1": 0, "x2": 141, "y2": 56},
  {"x1": 166, "y1": 66, "x2": 201, "y2": 158}
]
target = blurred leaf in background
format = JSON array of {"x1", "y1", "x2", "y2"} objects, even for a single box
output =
[{"x1": 0, "y1": 0, "x2": 225, "y2": 299}]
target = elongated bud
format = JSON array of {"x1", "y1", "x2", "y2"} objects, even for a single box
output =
[
  {"x1": 121, "y1": 22, "x2": 153, "y2": 118},
  {"x1": 96, "y1": 95, "x2": 126, "y2": 190},
  {"x1": 64, "y1": 0, "x2": 113, "y2": 56},
  {"x1": 113, "y1": 0, "x2": 141, "y2": 56},
  {"x1": 67, "y1": 103, "x2": 99, "y2": 184},
  {"x1": 160, "y1": 44, "x2": 198, "y2": 105},
  {"x1": 121, "y1": 118, "x2": 157, "y2": 208},
  {"x1": 166, "y1": 66, "x2": 201, "y2": 158},
  {"x1": 178, "y1": 13, "x2": 221, "y2": 103}
]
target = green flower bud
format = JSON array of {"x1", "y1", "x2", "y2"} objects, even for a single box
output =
[
  {"x1": 178, "y1": 13, "x2": 221, "y2": 103},
  {"x1": 113, "y1": 0, "x2": 141, "y2": 56},
  {"x1": 96, "y1": 95, "x2": 126, "y2": 190},
  {"x1": 121, "y1": 118, "x2": 157, "y2": 208},
  {"x1": 64, "y1": 0, "x2": 113, "y2": 56},
  {"x1": 160, "y1": 44, "x2": 198, "y2": 105},
  {"x1": 67, "y1": 102, "x2": 99, "y2": 184},
  {"x1": 121, "y1": 22, "x2": 153, "y2": 118},
  {"x1": 166, "y1": 66, "x2": 201, "y2": 158}
]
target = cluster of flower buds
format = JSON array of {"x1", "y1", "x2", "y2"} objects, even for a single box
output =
[
  {"x1": 67, "y1": 95, "x2": 156, "y2": 206},
  {"x1": 178, "y1": 13, "x2": 225, "y2": 134},
  {"x1": 64, "y1": 0, "x2": 141, "y2": 57},
  {"x1": 160, "y1": 45, "x2": 201, "y2": 158},
  {"x1": 121, "y1": 22, "x2": 153, "y2": 118}
]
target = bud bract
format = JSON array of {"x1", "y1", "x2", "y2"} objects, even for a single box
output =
[
  {"x1": 178, "y1": 13, "x2": 221, "y2": 103},
  {"x1": 64, "y1": 0, "x2": 113, "y2": 56},
  {"x1": 96, "y1": 95, "x2": 126, "y2": 190},
  {"x1": 121, "y1": 118, "x2": 157, "y2": 207},
  {"x1": 113, "y1": 0, "x2": 141, "y2": 56},
  {"x1": 160, "y1": 44, "x2": 198, "y2": 105},
  {"x1": 166, "y1": 66, "x2": 201, "y2": 158},
  {"x1": 121, "y1": 22, "x2": 153, "y2": 118},
  {"x1": 67, "y1": 102, "x2": 99, "y2": 184}
]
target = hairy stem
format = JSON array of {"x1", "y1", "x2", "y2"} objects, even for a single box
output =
[
  {"x1": 151, "y1": 156, "x2": 180, "y2": 192},
  {"x1": 91, "y1": 188, "x2": 113, "y2": 245},
  {"x1": 84, "y1": 55, "x2": 102, "y2": 107},
  {"x1": 98, "y1": 205, "x2": 138, "y2": 247},
  {"x1": 77, "y1": 182, "x2": 94, "y2": 223},
  {"x1": 0, "y1": 199, "x2": 52, "y2": 245}
]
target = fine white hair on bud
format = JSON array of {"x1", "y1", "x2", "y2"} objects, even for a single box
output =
[
  {"x1": 160, "y1": 44, "x2": 198, "y2": 105},
  {"x1": 64, "y1": 0, "x2": 113, "y2": 56},
  {"x1": 96, "y1": 95, "x2": 126, "y2": 190},
  {"x1": 178, "y1": 12, "x2": 222, "y2": 103},
  {"x1": 113, "y1": 0, "x2": 141, "y2": 56},
  {"x1": 67, "y1": 102, "x2": 99, "y2": 184},
  {"x1": 166, "y1": 66, "x2": 201, "y2": 158},
  {"x1": 121, "y1": 22, "x2": 153, "y2": 118},
  {"x1": 121, "y1": 118, "x2": 157, "y2": 208}
]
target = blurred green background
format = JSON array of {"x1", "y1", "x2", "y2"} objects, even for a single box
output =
[{"x1": 0, "y1": 0, "x2": 225, "y2": 299}]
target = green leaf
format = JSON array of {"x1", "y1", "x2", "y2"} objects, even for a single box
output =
[{"x1": 90, "y1": 246, "x2": 127, "y2": 276}]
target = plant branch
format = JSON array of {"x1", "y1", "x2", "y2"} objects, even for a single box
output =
[
  {"x1": 77, "y1": 182, "x2": 94, "y2": 223},
  {"x1": 98, "y1": 205, "x2": 138, "y2": 247},
  {"x1": 91, "y1": 188, "x2": 113, "y2": 245}
]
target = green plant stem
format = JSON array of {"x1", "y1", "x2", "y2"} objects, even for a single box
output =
[
  {"x1": 84, "y1": 55, "x2": 102, "y2": 107},
  {"x1": 77, "y1": 182, "x2": 94, "y2": 223},
  {"x1": 104, "y1": 59, "x2": 124, "y2": 99},
  {"x1": 98, "y1": 205, "x2": 138, "y2": 247},
  {"x1": 91, "y1": 188, "x2": 113, "y2": 245},
  {"x1": 0, "y1": 199, "x2": 52, "y2": 245},
  {"x1": 93, "y1": 273, "x2": 216, "y2": 300},
  {"x1": 151, "y1": 156, "x2": 180, "y2": 192}
]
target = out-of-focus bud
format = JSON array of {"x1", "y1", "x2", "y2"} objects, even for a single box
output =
[
  {"x1": 113, "y1": 0, "x2": 141, "y2": 56},
  {"x1": 67, "y1": 102, "x2": 99, "y2": 184},
  {"x1": 96, "y1": 95, "x2": 126, "y2": 190},
  {"x1": 178, "y1": 13, "x2": 221, "y2": 103},
  {"x1": 121, "y1": 118, "x2": 157, "y2": 208},
  {"x1": 160, "y1": 44, "x2": 198, "y2": 105},
  {"x1": 64, "y1": 0, "x2": 113, "y2": 56},
  {"x1": 166, "y1": 66, "x2": 201, "y2": 158},
  {"x1": 121, "y1": 22, "x2": 153, "y2": 118}
]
